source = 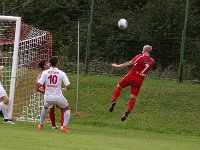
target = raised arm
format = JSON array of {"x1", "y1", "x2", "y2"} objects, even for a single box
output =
[{"x1": 111, "y1": 61, "x2": 134, "y2": 68}]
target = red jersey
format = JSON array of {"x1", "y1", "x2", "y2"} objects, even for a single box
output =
[
  {"x1": 36, "y1": 71, "x2": 45, "y2": 92},
  {"x1": 129, "y1": 54, "x2": 155, "y2": 80}
]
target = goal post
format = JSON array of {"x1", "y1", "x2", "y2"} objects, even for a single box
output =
[
  {"x1": 0, "y1": 16, "x2": 21, "y2": 119},
  {"x1": 0, "y1": 15, "x2": 52, "y2": 121}
]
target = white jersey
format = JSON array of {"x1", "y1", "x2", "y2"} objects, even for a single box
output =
[{"x1": 37, "y1": 67, "x2": 70, "y2": 101}]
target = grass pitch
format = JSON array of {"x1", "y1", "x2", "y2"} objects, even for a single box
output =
[
  {"x1": 0, "y1": 122, "x2": 200, "y2": 150},
  {"x1": 0, "y1": 73, "x2": 200, "y2": 149},
  {"x1": 66, "y1": 73, "x2": 200, "y2": 135}
]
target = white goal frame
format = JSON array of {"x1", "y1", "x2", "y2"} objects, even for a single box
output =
[
  {"x1": 0, "y1": 16, "x2": 52, "y2": 121},
  {"x1": 0, "y1": 16, "x2": 21, "y2": 119}
]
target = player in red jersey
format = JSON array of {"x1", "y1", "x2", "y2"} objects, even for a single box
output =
[
  {"x1": 36, "y1": 60, "x2": 64, "y2": 129},
  {"x1": 109, "y1": 45, "x2": 155, "y2": 121}
]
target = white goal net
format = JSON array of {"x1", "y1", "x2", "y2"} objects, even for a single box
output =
[{"x1": 0, "y1": 16, "x2": 52, "y2": 122}]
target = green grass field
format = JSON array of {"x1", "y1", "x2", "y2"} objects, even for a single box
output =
[
  {"x1": 0, "y1": 73, "x2": 200, "y2": 149},
  {"x1": 0, "y1": 122, "x2": 200, "y2": 150}
]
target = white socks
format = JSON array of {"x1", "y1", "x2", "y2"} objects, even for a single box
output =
[
  {"x1": 63, "y1": 110, "x2": 70, "y2": 127},
  {"x1": 2, "y1": 105, "x2": 9, "y2": 119},
  {"x1": 39, "y1": 107, "x2": 70, "y2": 128},
  {"x1": 0, "y1": 102, "x2": 6, "y2": 111},
  {"x1": 40, "y1": 107, "x2": 48, "y2": 125}
]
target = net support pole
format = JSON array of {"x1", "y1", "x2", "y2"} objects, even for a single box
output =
[
  {"x1": 75, "y1": 20, "x2": 80, "y2": 115},
  {"x1": 2, "y1": 0, "x2": 5, "y2": 15},
  {"x1": 8, "y1": 16, "x2": 21, "y2": 118},
  {"x1": 178, "y1": 0, "x2": 189, "y2": 83}
]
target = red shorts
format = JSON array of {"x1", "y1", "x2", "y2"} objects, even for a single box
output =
[{"x1": 118, "y1": 74, "x2": 143, "y2": 96}]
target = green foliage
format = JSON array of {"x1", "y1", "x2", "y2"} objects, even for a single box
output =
[{"x1": 0, "y1": 0, "x2": 200, "y2": 79}]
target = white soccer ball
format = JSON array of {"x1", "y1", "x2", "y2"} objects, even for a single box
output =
[{"x1": 118, "y1": 19, "x2": 128, "y2": 29}]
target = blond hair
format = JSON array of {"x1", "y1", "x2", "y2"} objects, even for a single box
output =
[{"x1": 143, "y1": 45, "x2": 152, "y2": 53}]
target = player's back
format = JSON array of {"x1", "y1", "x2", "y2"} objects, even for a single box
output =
[
  {"x1": 130, "y1": 54, "x2": 154, "y2": 80},
  {"x1": 42, "y1": 67, "x2": 68, "y2": 100}
]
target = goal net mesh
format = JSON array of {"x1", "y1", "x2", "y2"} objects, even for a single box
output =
[{"x1": 0, "y1": 19, "x2": 52, "y2": 122}]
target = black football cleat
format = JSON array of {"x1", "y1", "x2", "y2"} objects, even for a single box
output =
[
  {"x1": 109, "y1": 101, "x2": 116, "y2": 112},
  {"x1": 0, "y1": 111, "x2": 3, "y2": 118},
  {"x1": 121, "y1": 111, "x2": 130, "y2": 121},
  {"x1": 3, "y1": 119, "x2": 15, "y2": 124}
]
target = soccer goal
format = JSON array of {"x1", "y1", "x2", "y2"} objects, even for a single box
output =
[{"x1": 0, "y1": 16, "x2": 52, "y2": 122}]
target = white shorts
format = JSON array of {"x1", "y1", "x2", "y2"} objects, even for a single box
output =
[
  {"x1": 0, "y1": 84, "x2": 7, "y2": 98},
  {"x1": 43, "y1": 95, "x2": 69, "y2": 109}
]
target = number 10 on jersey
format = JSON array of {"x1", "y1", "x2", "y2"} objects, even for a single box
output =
[{"x1": 48, "y1": 75, "x2": 58, "y2": 84}]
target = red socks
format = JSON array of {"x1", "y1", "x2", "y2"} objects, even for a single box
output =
[
  {"x1": 112, "y1": 86, "x2": 121, "y2": 101},
  {"x1": 50, "y1": 107, "x2": 65, "y2": 127},
  {"x1": 49, "y1": 107, "x2": 56, "y2": 126},
  {"x1": 112, "y1": 85, "x2": 136, "y2": 113},
  {"x1": 128, "y1": 98, "x2": 136, "y2": 112}
]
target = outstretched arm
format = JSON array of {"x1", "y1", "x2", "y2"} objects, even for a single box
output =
[{"x1": 111, "y1": 61, "x2": 134, "y2": 68}]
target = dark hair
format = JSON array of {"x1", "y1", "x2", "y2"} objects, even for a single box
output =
[
  {"x1": 39, "y1": 60, "x2": 46, "y2": 70},
  {"x1": 50, "y1": 56, "x2": 59, "y2": 67}
]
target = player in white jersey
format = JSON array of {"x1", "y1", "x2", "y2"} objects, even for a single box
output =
[
  {"x1": 0, "y1": 52, "x2": 14, "y2": 124},
  {"x1": 37, "y1": 56, "x2": 71, "y2": 132}
]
